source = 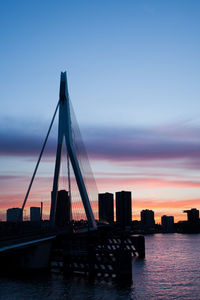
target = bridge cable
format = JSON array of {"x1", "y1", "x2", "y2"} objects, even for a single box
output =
[{"x1": 21, "y1": 100, "x2": 60, "y2": 213}]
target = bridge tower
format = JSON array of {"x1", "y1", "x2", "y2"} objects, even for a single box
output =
[
  {"x1": 21, "y1": 72, "x2": 97, "y2": 229},
  {"x1": 50, "y1": 72, "x2": 96, "y2": 229}
]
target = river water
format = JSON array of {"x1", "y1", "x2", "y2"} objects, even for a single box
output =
[{"x1": 0, "y1": 234, "x2": 199, "y2": 300}]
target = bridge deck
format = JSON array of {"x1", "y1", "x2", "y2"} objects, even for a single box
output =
[{"x1": 0, "y1": 234, "x2": 56, "y2": 253}]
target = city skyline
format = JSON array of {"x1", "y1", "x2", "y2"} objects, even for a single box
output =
[
  {"x1": 1, "y1": 1, "x2": 200, "y2": 222},
  {"x1": 3, "y1": 190, "x2": 199, "y2": 227}
]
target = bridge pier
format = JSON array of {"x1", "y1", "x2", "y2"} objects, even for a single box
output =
[{"x1": 50, "y1": 229, "x2": 145, "y2": 281}]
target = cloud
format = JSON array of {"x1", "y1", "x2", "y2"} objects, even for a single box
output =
[
  {"x1": 83, "y1": 126, "x2": 200, "y2": 163},
  {"x1": 96, "y1": 176, "x2": 200, "y2": 189},
  {"x1": 1, "y1": 174, "x2": 200, "y2": 205},
  {"x1": 0, "y1": 118, "x2": 57, "y2": 156},
  {"x1": 1, "y1": 117, "x2": 200, "y2": 170}
]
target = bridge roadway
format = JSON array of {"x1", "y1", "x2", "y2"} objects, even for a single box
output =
[
  {"x1": 0, "y1": 231, "x2": 59, "y2": 272},
  {"x1": 0, "y1": 234, "x2": 56, "y2": 254}
]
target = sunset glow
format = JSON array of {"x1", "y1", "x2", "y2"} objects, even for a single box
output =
[{"x1": 0, "y1": 1, "x2": 200, "y2": 223}]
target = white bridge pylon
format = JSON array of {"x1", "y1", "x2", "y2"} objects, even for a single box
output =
[{"x1": 50, "y1": 72, "x2": 96, "y2": 229}]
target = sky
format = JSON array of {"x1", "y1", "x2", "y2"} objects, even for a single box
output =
[{"x1": 0, "y1": 0, "x2": 200, "y2": 222}]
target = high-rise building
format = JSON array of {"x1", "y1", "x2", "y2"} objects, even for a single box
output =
[
  {"x1": 7, "y1": 208, "x2": 22, "y2": 222},
  {"x1": 98, "y1": 192, "x2": 114, "y2": 224},
  {"x1": 183, "y1": 208, "x2": 199, "y2": 222},
  {"x1": 116, "y1": 191, "x2": 132, "y2": 228},
  {"x1": 55, "y1": 190, "x2": 71, "y2": 227},
  {"x1": 161, "y1": 215, "x2": 174, "y2": 232},
  {"x1": 141, "y1": 209, "x2": 155, "y2": 228},
  {"x1": 30, "y1": 207, "x2": 41, "y2": 222}
]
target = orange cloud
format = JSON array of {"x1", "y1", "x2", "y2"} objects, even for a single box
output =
[{"x1": 0, "y1": 175, "x2": 199, "y2": 222}]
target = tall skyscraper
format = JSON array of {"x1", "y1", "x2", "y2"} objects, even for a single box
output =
[
  {"x1": 183, "y1": 208, "x2": 199, "y2": 222},
  {"x1": 116, "y1": 191, "x2": 132, "y2": 228},
  {"x1": 30, "y1": 207, "x2": 41, "y2": 222},
  {"x1": 55, "y1": 190, "x2": 71, "y2": 227},
  {"x1": 7, "y1": 208, "x2": 22, "y2": 222},
  {"x1": 98, "y1": 192, "x2": 114, "y2": 224},
  {"x1": 141, "y1": 209, "x2": 155, "y2": 228},
  {"x1": 161, "y1": 215, "x2": 174, "y2": 232}
]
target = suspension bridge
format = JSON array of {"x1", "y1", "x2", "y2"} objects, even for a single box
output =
[{"x1": 0, "y1": 72, "x2": 145, "y2": 280}]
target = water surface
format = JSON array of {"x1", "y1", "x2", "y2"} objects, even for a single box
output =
[{"x1": 0, "y1": 234, "x2": 199, "y2": 300}]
